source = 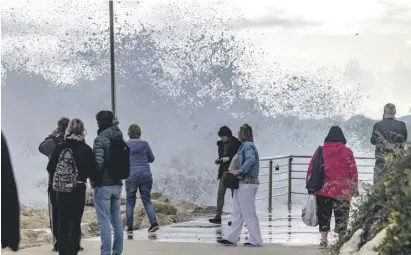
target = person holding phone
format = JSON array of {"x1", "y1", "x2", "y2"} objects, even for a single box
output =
[{"x1": 209, "y1": 126, "x2": 242, "y2": 225}]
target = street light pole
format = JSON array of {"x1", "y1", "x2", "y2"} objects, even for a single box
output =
[{"x1": 109, "y1": 0, "x2": 116, "y2": 116}]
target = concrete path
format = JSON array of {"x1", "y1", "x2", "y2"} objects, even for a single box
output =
[
  {"x1": 4, "y1": 207, "x2": 334, "y2": 254},
  {"x1": 3, "y1": 240, "x2": 327, "y2": 255}
]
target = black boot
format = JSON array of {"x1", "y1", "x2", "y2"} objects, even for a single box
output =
[{"x1": 209, "y1": 216, "x2": 222, "y2": 224}]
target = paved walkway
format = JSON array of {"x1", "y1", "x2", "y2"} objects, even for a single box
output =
[
  {"x1": 5, "y1": 207, "x2": 332, "y2": 254},
  {"x1": 3, "y1": 240, "x2": 326, "y2": 255}
]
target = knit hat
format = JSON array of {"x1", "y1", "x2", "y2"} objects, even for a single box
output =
[{"x1": 218, "y1": 126, "x2": 232, "y2": 137}]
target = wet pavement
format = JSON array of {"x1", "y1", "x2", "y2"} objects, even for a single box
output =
[
  {"x1": 3, "y1": 240, "x2": 326, "y2": 255},
  {"x1": 4, "y1": 206, "x2": 332, "y2": 254},
  {"x1": 87, "y1": 205, "x2": 335, "y2": 245}
]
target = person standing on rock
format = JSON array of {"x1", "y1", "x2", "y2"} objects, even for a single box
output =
[
  {"x1": 38, "y1": 117, "x2": 70, "y2": 252},
  {"x1": 370, "y1": 103, "x2": 407, "y2": 184},
  {"x1": 125, "y1": 124, "x2": 159, "y2": 238},
  {"x1": 209, "y1": 126, "x2": 242, "y2": 225},
  {"x1": 47, "y1": 119, "x2": 99, "y2": 255},
  {"x1": 218, "y1": 124, "x2": 263, "y2": 247},
  {"x1": 306, "y1": 126, "x2": 359, "y2": 249},
  {"x1": 91, "y1": 111, "x2": 128, "y2": 255}
]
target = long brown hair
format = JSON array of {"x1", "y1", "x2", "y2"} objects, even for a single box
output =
[{"x1": 238, "y1": 124, "x2": 253, "y2": 142}]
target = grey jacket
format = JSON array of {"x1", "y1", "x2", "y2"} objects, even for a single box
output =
[
  {"x1": 370, "y1": 119, "x2": 408, "y2": 160},
  {"x1": 90, "y1": 126, "x2": 124, "y2": 188}
]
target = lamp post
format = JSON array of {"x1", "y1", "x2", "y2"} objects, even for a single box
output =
[{"x1": 109, "y1": 0, "x2": 116, "y2": 116}]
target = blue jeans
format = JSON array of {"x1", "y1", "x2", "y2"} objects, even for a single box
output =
[
  {"x1": 125, "y1": 174, "x2": 157, "y2": 229},
  {"x1": 94, "y1": 185, "x2": 123, "y2": 255}
]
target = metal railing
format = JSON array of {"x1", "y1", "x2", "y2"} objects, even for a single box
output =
[{"x1": 256, "y1": 155, "x2": 375, "y2": 211}]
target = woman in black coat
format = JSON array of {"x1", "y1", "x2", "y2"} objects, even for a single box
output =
[{"x1": 47, "y1": 119, "x2": 99, "y2": 255}]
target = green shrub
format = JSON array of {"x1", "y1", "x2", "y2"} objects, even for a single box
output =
[{"x1": 332, "y1": 149, "x2": 411, "y2": 255}]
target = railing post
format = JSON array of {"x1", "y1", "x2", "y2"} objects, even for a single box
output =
[
  {"x1": 268, "y1": 160, "x2": 273, "y2": 212},
  {"x1": 287, "y1": 157, "x2": 293, "y2": 205}
]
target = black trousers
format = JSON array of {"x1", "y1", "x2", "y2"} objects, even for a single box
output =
[
  {"x1": 57, "y1": 184, "x2": 86, "y2": 255},
  {"x1": 48, "y1": 187, "x2": 59, "y2": 250},
  {"x1": 316, "y1": 195, "x2": 350, "y2": 234},
  {"x1": 216, "y1": 175, "x2": 234, "y2": 217}
]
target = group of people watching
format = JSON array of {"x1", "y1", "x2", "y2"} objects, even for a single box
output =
[
  {"x1": 38, "y1": 111, "x2": 158, "y2": 255},
  {"x1": 209, "y1": 103, "x2": 407, "y2": 249},
  {"x1": 1, "y1": 103, "x2": 408, "y2": 252},
  {"x1": 306, "y1": 103, "x2": 407, "y2": 248}
]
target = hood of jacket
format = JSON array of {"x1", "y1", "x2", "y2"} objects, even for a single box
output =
[
  {"x1": 322, "y1": 142, "x2": 347, "y2": 157},
  {"x1": 127, "y1": 139, "x2": 148, "y2": 154}
]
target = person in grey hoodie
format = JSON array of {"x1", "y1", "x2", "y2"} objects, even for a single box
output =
[
  {"x1": 125, "y1": 124, "x2": 158, "y2": 238},
  {"x1": 90, "y1": 111, "x2": 124, "y2": 255}
]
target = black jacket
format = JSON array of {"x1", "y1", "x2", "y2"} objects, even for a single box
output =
[
  {"x1": 217, "y1": 136, "x2": 242, "y2": 179},
  {"x1": 39, "y1": 134, "x2": 65, "y2": 186},
  {"x1": 47, "y1": 139, "x2": 99, "y2": 184},
  {"x1": 370, "y1": 118, "x2": 408, "y2": 160},
  {"x1": 1, "y1": 132, "x2": 20, "y2": 251}
]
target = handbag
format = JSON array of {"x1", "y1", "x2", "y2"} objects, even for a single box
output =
[
  {"x1": 306, "y1": 146, "x2": 324, "y2": 193},
  {"x1": 223, "y1": 172, "x2": 239, "y2": 189}
]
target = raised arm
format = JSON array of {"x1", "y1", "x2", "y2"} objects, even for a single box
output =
[{"x1": 39, "y1": 136, "x2": 56, "y2": 158}]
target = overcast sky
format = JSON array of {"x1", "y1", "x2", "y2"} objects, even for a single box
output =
[{"x1": 2, "y1": 0, "x2": 411, "y2": 118}]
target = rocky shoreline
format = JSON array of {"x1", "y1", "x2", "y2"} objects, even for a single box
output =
[{"x1": 18, "y1": 190, "x2": 216, "y2": 249}]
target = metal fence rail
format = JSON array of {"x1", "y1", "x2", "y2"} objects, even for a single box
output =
[{"x1": 256, "y1": 155, "x2": 375, "y2": 211}]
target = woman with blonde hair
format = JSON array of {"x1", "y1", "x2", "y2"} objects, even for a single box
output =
[
  {"x1": 125, "y1": 123, "x2": 158, "y2": 237},
  {"x1": 218, "y1": 124, "x2": 263, "y2": 247},
  {"x1": 47, "y1": 118, "x2": 99, "y2": 255}
]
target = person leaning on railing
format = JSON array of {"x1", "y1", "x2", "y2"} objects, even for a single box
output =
[{"x1": 306, "y1": 126, "x2": 359, "y2": 249}]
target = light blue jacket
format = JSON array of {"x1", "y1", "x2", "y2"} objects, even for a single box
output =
[{"x1": 236, "y1": 141, "x2": 260, "y2": 179}]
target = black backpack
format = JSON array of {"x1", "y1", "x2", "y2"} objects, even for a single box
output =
[
  {"x1": 107, "y1": 139, "x2": 130, "y2": 181},
  {"x1": 306, "y1": 146, "x2": 324, "y2": 193}
]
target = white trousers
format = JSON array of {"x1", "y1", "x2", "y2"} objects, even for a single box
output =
[{"x1": 224, "y1": 184, "x2": 263, "y2": 245}]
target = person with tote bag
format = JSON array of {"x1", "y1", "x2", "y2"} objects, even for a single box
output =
[{"x1": 305, "y1": 126, "x2": 359, "y2": 249}]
